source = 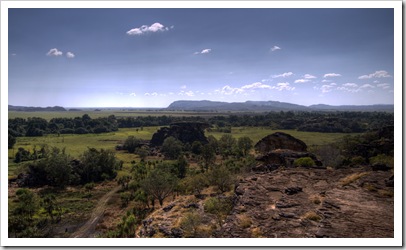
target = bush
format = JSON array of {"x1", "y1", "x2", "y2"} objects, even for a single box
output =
[
  {"x1": 293, "y1": 157, "x2": 315, "y2": 168},
  {"x1": 204, "y1": 197, "x2": 233, "y2": 226},
  {"x1": 369, "y1": 154, "x2": 394, "y2": 169}
]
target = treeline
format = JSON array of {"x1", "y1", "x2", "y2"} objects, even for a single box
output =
[{"x1": 8, "y1": 111, "x2": 393, "y2": 141}]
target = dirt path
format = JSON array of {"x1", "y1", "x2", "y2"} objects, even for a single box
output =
[{"x1": 71, "y1": 185, "x2": 121, "y2": 238}]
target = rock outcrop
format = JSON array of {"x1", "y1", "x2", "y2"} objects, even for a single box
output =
[
  {"x1": 217, "y1": 167, "x2": 394, "y2": 238},
  {"x1": 150, "y1": 122, "x2": 209, "y2": 146},
  {"x1": 255, "y1": 132, "x2": 308, "y2": 154},
  {"x1": 255, "y1": 149, "x2": 324, "y2": 171}
]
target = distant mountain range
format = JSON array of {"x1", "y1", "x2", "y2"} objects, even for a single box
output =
[
  {"x1": 167, "y1": 100, "x2": 394, "y2": 112},
  {"x1": 8, "y1": 101, "x2": 394, "y2": 112},
  {"x1": 8, "y1": 105, "x2": 66, "y2": 112}
]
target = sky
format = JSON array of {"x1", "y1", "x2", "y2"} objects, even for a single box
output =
[{"x1": 8, "y1": 8, "x2": 395, "y2": 108}]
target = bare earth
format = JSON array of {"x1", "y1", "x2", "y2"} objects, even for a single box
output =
[{"x1": 70, "y1": 185, "x2": 121, "y2": 238}]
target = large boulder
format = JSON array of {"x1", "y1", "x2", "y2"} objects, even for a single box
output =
[
  {"x1": 150, "y1": 122, "x2": 209, "y2": 146},
  {"x1": 255, "y1": 132, "x2": 307, "y2": 154},
  {"x1": 255, "y1": 149, "x2": 323, "y2": 170}
]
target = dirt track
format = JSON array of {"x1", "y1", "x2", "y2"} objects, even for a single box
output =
[{"x1": 70, "y1": 186, "x2": 121, "y2": 238}]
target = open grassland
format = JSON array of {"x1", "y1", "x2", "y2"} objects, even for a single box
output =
[{"x1": 8, "y1": 125, "x2": 357, "y2": 177}]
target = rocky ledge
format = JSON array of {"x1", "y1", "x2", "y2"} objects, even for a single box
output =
[{"x1": 217, "y1": 167, "x2": 394, "y2": 238}]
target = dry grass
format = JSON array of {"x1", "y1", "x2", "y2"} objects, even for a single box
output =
[
  {"x1": 339, "y1": 172, "x2": 369, "y2": 186},
  {"x1": 378, "y1": 189, "x2": 394, "y2": 197},
  {"x1": 237, "y1": 214, "x2": 252, "y2": 229},
  {"x1": 251, "y1": 227, "x2": 262, "y2": 238},
  {"x1": 309, "y1": 195, "x2": 322, "y2": 205},
  {"x1": 302, "y1": 211, "x2": 322, "y2": 222}
]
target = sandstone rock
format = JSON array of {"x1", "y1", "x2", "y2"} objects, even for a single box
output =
[
  {"x1": 255, "y1": 132, "x2": 308, "y2": 153},
  {"x1": 256, "y1": 149, "x2": 323, "y2": 169},
  {"x1": 284, "y1": 187, "x2": 303, "y2": 195},
  {"x1": 163, "y1": 203, "x2": 175, "y2": 212},
  {"x1": 150, "y1": 122, "x2": 209, "y2": 146}
]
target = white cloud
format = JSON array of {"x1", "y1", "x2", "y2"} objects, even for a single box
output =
[
  {"x1": 178, "y1": 90, "x2": 195, "y2": 97},
  {"x1": 337, "y1": 83, "x2": 360, "y2": 93},
  {"x1": 320, "y1": 84, "x2": 335, "y2": 93},
  {"x1": 195, "y1": 49, "x2": 212, "y2": 54},
  {"x1": 303, "y1": 74, "x2": 316, "y2": 79},
  {"x1": 66, "y1": 52, "x2": 75, "y2": 58},
  {"x1": 216, "y1": 81, "x2": 295, "y2": 96},
  {"x1": 323, "y1": 73, "x2": 341, "y2": 78},
  {"x1": 360, "y1": 84, "x2": 375, "y2": 89},
  {"x1": 180, "y1": 85, "x2": 187, "y2": 89},
  {"x1": 343, "y1": 83, "x2": 358, "y2": 88},
  {"x1": 130, "y1": 93, "x2": 136, "y2": 96},
  {"x1": 46, "y1": 48, "x2": 63, "y2": 56},
  {"x1": 377, "y1": 83, "x2": 391, "y2": 89},
  {"x1": 127, "y1": 22, "x2": 170, "y2": 36},
  {"x1": 275, "y1": 82, "x2": 295, "y2": 91},
  {"x1": 294, "y1": 79, "x2": 310, "y2": 84},
  {"x1": 321, "y1": 79, "x2": 331, "y2": 83},
  {"x1": 272, "y1": 72, "x2": 293, "y2": 78},
  {"x1": 270, "y1": 46, "x2": 281, "y2": 52},
  {"x1": 144, "y1": 92, "x2": 158, "y2": 96},
  {"x1": 358, "y1": 70, "x2": 391, "y2": 79}
]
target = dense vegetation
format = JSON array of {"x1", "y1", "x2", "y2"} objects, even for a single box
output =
[
  {"x1": 8, "y1": 111, "x2": 393, "y2": 149},
  {"x1": 7, "y1": 110, "x2": 394, "y2": 238}
]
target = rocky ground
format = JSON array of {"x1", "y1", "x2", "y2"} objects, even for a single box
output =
[
  {"x1": 130, "y1": 166, "x2": 393, "y2": 238},
  {"x1": 217, "y1": 166, "x2": 394, "y2": 238}
]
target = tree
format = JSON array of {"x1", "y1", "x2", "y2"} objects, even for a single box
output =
[
  {"x1": 8, "y1": 133, "x2": 16, "y2": 149},
  {"x1": 124, "y1": 136, "x2": 141, "y2": 153},
  {"x1": 237, "y1": 136, "x2": 253, "y2": 157},
  {"x1": 42, "y1": 147, "x2": 72, "y2": 188},
  {"x1": 77, "y1": 148, "x2": 118, "y2": 184},
  {"x1": 140, "y1": 168, "x2": 178, "y2": 207},
  {"x1": 41, "y1": 194, "x2": 61, "y2": 222},
  {"x1": 218, "y1": 134, "x2": 237, "y2": 159},
  {"x1": 161, "y1": 136, "x2": 183, "y2": 159},
  {"x1": 200, "y1": 144, "x2": 216, "y2": 171},
  {"x1": 208, "y1": 165, "x2": 235, "y2": 193}
]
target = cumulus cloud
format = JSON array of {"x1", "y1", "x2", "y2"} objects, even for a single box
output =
[
  {"x1": 323, "y1": 73, "x2": 341, "y2": 78},
  {"x1": 178, "y1": 90, "x2": 195, "y2": 97},
  {"x1": 270, "y1": 46, "x2": 281, "y2": 52},
  {"x1": 377, "y1": 83, "x2": 391, "y2": 89},
  {"x1": 294, "y1": 79, "x2": 310, "y2": 84},
  {"x1": 130, "y1": 93, "x2": 136, "y2": 96},
  {"x1": 358, "y1": 70, "x2": 391, "y2": 79},
  {"x1": 320, "y1": 84, "x2": 335, "y2": 93},
  {"x1": 46, "y1": 48, "x2": 63, "y2": 56},
  {"x1": 275, "y1": 82, "x2": 295, "y2": 91},
  {"x1": 303, "y1": 74, "x2": 316, "y2": 79},
  {"x1": 216, "y1": 81, "x2": 295, "y2": 96},
  {"x1": 194, "y1": 49, "x2": 212, "y2": 55},
  {"x1": 272, "y1": 72, "x2": 293, "y2": 78},
  {"x1": 360, "y1": 84, "x2": 375, "y2": 89},
  {"x1": 180, "y1": 85, "x2": 187, "y2": 89},
  {"x1": 66, "y1": 52, "x2": 75, "y2": 58},
  {"x1": 321, "y1": 79, "x2": 331, "y2": 83},
  {"x1": 337, "y1": 83, "x2": 360, "y2": 92},
  {"x1": 126, "y1": 22, "x2": 170, "y2": 35},
  {"x1": 144, "y1": 92, "x2": 158, "y2": 96}
]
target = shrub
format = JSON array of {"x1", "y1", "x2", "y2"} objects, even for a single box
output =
[
  {"x1": 369, "y1": 154, "x2": 394, "y2": 169},
  {"x1": 179, "y1": 211, "x2": 202, "y2": 237},
  {"x1": 204, "y1": 197, "x2": 233, "y2": 226},
  {"x1": 293, "y1": 157, "x2": 315, "y2": 168}
]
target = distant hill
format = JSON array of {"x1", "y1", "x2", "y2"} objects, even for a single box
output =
[
  {"x1": 308, "y1": 104, "x2": 394, "y2": 112},
  {"x1": 167, "y1": 100, "x2": 310, "y2": 111},
  {"x1": 167, "y1": 100, "x2": 394, "y2": 112},
  {"x1": 8, "y1": 105, "x2": 67, "y2": 112}
]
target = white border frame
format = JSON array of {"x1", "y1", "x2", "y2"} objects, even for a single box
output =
[{"x1": 1, "y1": 1, "x2": 402, "y2": 247}]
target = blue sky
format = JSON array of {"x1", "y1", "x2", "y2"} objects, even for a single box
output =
[{"x1": 8, "y1": 8, "x2": 394, "y2": 108}]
